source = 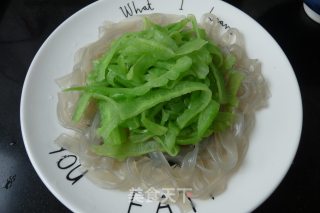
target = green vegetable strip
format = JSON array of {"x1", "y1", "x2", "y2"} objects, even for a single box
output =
[
  {"x1": 121, "y1": 116, "x2": 140, "y2": 130},
  {"x1": 124, "y1": 37, "x2": 175, "y2": 60},
  {"x1": 176, "y1": 136, "x2": 200, "y2": 145},
  {"x1": 166, "y1": 18, "x2": 190, "y2": 35},
  {"x1": 96, "y1": 36, "x2": 124, "y2": 81},
  {"x1": 95, "y1": 100, "x2": 120, "y2": 142},
  {"x1": 72, "y1": 93, "x2": 91, "y2": 122},
  {"x1": 190, "y1": 48, "x2": 211, "y2": 79},
  {"x1": 127, "y1": 54, "x2": 156, "y2": 82},
  {"x1": 227, "y1": 71, "x2": 245, "y2": 106},
  {"x1": 159, "y1": 122, "x2": 180, "y2": 156},
  {"x1": 175, "y1": 39, "x2": 208, "y2": 55},
  {"x1": 210, "y1": 63, "x2": 229, "y2": 104},
  {"x1": 160, "y1": 109, "x2": 170, "y2": 126},
  {"x1": 207, "y1": 42, "x2": 224, "y2": 68},
  {"x1": 109, "y1": 126, "x2": 126, "y2": 145},
  {"x1": 152, "y1": 29, "x2": 179, "y2": 51},
  {"x1": 129, "y1": 130, "x2": 154, "y2": 143},
  {"x1": 92, "y1": 140, "x2": 162, "y2": 160},
  {"x1": 189, "y1": 15, "x2": 201, "y2": 38},
  {"x1": 66, "y1": 16, "x2": 244, "y2": 160},
  {"x1": 223, "y1": 54, "x2": 237, "y2": 70},
  {"x1": 197, "y1": 100, "x2": 220, "y2": 137},
  {"x1": 210, "y1": 112, "x2": 235, "y2": 133},
  {"x1": 176, "y1": 91, "x2": 212, "y2": 129},
  {"x1": 141, "y1": 112, "x2": 167, "y2": 136}
]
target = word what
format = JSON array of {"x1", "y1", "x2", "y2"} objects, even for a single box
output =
[{"x1": 120, "y1": 0, "x2": 154, "y2": 18}]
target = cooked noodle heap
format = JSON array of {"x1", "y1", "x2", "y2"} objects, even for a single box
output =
[{"x1": 55, "y1": 13, "x2": 269, "y2": 212}]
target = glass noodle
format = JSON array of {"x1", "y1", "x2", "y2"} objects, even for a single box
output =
[{"x1": 55, "y1": 13, "x2": 269, "y2": 212}]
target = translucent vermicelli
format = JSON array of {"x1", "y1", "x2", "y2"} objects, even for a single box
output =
[{"x1": 55, "y1": 13, "x2": 269, "y2": 212}]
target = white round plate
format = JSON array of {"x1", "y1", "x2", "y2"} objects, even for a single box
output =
[{"x1": 20, "y1": 0, "x2": 302, "y2": 212}]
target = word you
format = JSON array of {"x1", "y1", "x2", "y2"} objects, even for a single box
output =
[
  {"x1": 120, "y1": 0, "x2": 154, "y2": 18},
  {"x1": 49, "y1": 147, "x2": 87, "y2": 185}
]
